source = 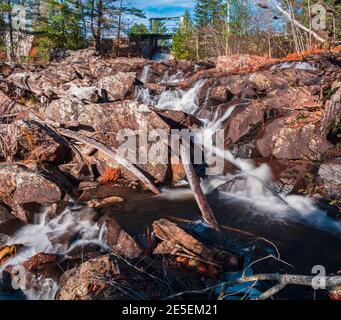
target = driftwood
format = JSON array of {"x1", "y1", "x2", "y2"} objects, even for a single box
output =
[
  {"x1": 180, "y1": 143, "x2": 220, "y2": 231},
  {"x1": 153, "y1": 219, "x2": 241, "y2": 271},
  {"x1": 166, "y1": 272, "x2": 341, "y2": 300},
  {"x1": 56, "y1": 127, "x2": 160, "y2": 195},
  {"x1": 27, "y1": 120, "x2": 160, "y2": 195}
]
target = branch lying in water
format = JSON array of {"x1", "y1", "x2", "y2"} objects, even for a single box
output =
[
  {"x1": 166, "y1": 273, "x2": 341, "y2": 300},
  {"x1": 27, "y1": 120, "x2": 160, "y2": 195},
  {"x1": 180, "y1": 142, "x2": 220, "y2": 231}
]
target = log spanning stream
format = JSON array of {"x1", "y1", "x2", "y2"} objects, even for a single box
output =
[{"x1": 1, "y1": 62, "x2": 341, "y2": 300}]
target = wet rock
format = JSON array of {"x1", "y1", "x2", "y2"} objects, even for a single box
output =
[
  {"x1": 22, "y1": 252, "x2": 58, "y2": 271},
  {"x1": 318, "y1": 159, "x2": 341, "y2": 198},
  {"x1": 222, "y1": 100, "x2": 266, "y2": 146},
  {"x1": 143, "y1": 83, "x2": 166, "y2": 94},
  {"x1": 256, "y1": 113, "x2": 335, "y2": 160},
  {"x1": 58, "y1": 254, "x2": 120, "y2": 300},
  {"x1": 98, "y1": 215, "x2": 143, "y2": 259},
  {"x1": 248, "y1": 72, "x2": 272, "y2": 92},
  {"x1": 230, "y1": 134, "x2": 261, "y2": 159},
  {"x1": 97, "y1": 72, "x2": 136, "y2": 101},
  {"x1": 208, "y1": 86, "x2": 233, "y2": 104},
  {"x1": 45, "y1": 201, "x2": 71, "y2": 221},
  {"x1": 0, "y1": 164, "x2": 62, "y2": 212},
  {"x1": 154, "y1": 109, "x2": 202, "y2": 129},
  {"x1": 10, "y1": 202, "x2": 43, "y2": 224},
  {"x1": 0, "y1": 203, "x2": 23, "y2": 235},
  {"x1": 108, "y1": 57, "x2": 148, "y2": 73},
  {"x1": 266, "y1": 159, "x2": 317, "y2": 195}
]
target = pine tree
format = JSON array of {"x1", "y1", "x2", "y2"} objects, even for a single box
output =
[
  {"x1": 172, "y1": 10, "x2": 195, "y2": 60},
  {"x1": 150, "y1": 20, "x2": 167, "y2": 34},
  {"x1": 129, "y1": 23, "x2": 147, "y2": 37},
  {"x1": 82, "y1": 0, "x2": 145, "y2": 51},
  {"x1": 194, "y1": 0, "x2": 226, "y2": 59},
  {"x1": 33, "y1": 0, "x2": 86, "y2": 55}
]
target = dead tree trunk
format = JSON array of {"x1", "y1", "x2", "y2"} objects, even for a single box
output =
[{"x1": 180, "y1": 143, "x2": 220, "y2": 231}]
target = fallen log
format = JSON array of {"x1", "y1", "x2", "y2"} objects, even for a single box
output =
[
  {"x1": 56, "y1": 128, "x2": 160, "y2": 195},
  {"x1": 179, "y1": 143, "x2": 220, "y2": 231},
  {"x1": 153, "y1": 219, "x2": 241, "y2": 274},
  {"x1": 27, "y1": 120, "x2": 160, "y2": 194}
]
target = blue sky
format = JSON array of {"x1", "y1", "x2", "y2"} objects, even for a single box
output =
[{"x1": 133, "y1": 0, "x2": 195, "y2": 19}]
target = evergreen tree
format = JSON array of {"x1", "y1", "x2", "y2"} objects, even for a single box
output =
[
  {"x1": 129, "y1": 23, "x2": 147, "y2": 37},
  {"x1": 172, "y1": 10, "x2": 195, "y2": 60},
  {"x1": 150, "y1": 19, "x2": 167, "y2": 34},
  {"x1": 81, "y1": 0, "x2": 145, "y2": 51},
  {"x1": 33, "y1": 0, "x2": 86, "y2": 55},
  {"x1": 194, "y1": 0, "x2": 226, "y2": 59}
]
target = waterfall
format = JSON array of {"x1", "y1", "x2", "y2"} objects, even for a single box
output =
[
  {"x1": 1, "y1": 205, "x2": 108, "y2": 299},
  {"x1": 139, "y1": 65, "x2": 151, "y2": 83},
  {"x1": 150, "y1": 79, "x2": 341, "y2": 234}
]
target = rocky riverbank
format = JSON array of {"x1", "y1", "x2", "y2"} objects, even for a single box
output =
[{"x1": 0, "y1": 49, "x2": 341, "y2": 300}]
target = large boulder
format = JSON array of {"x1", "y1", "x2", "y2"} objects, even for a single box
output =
[
  {"x1": 58, "y1": 255, "x2": 120, "y2": 300},
  {"x1": 41, "y1": 100, "x2": 180, "y2": 183},
  {"x1": 0, "y1": 204, "x2": 23, "y2": 235},
  {"x1": 13, "y1": 120, "x2": 72, "y2": 164},
  {"x1": 318, "y1": 159, "x2": 341, "y2": 198},
  {"x1": 0, "y1": 164, "x2": 62, "y2": 221},
  {"x1": 108, "y1": 57, "x2": 148, "y2": 73},
  {"x1": 220, "y1": 87, "x2": 318, "y2": 148},
  {"x1": 98, "y1": 214, "x2": 143, "y2": 259},
  {"x1": 266, "y1": 159, "x2": 317, "y2": 195},
  {"x1": 96, "y1": 72, "x2": 136, "y2": 101},
  {"x1": 216, "y1": 54, "x2": 277, "y2": 73},
  {"x1": 256, "y1": 112, "x2": 335, "y2": 160}
]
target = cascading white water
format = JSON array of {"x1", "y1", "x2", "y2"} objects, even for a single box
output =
[
  {"x1": 0, "y1": 206, "x2": 108, "y2": 299},
  {"x1": 155, "y1": 80, "x2": 205, "y2": 114},
  {"x1": 161, "y1": 70, "x2": 184, "y2": 85},
  {"x1": 142, "y1": 78, "x2": 341, "y2": 235},
  {"x1": 139, "y1": 65, "x2": 151, "y2": 83}
]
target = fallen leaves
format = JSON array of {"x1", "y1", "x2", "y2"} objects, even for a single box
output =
[{"x1": 98, "y1": 167, "x2": 121, "y2": 184}]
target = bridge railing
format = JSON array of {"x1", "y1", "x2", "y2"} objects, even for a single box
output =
[{"x1": 149, "y1": 17, "x2": 181, "y2": 35}]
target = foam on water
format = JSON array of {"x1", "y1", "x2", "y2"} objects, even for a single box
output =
[
  {"x1": 150, "y1": 78, "x2": 341, "y2": 235},
  {"x1": 0, "y1": 206, "x2": 108, "y2": 299}
]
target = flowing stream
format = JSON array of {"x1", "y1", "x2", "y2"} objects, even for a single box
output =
[{"x1": 1, "y1": 65, "x2": 341, "y2": 299}]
